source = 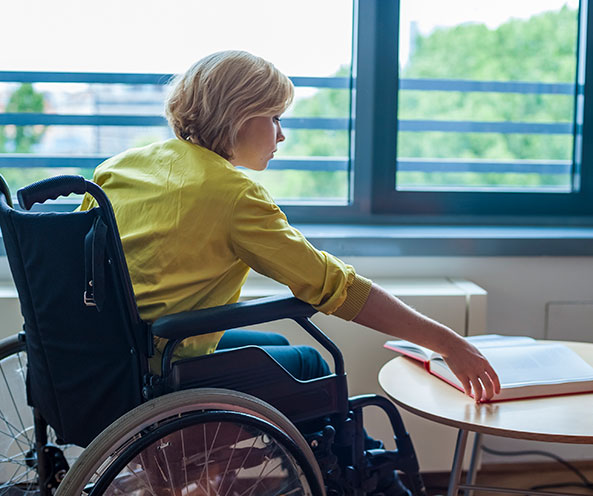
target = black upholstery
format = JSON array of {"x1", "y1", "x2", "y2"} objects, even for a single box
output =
[{"x1": 0, "y1": 199, "x2": 148, "y2": 447}]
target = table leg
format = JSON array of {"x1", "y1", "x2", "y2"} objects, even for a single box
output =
[
  {"x1": 463, "y1": 432, "x2": 482, "y2": 496},
  {"x1": 447, "y1": 429, "x2": 469, "y2": 496}
]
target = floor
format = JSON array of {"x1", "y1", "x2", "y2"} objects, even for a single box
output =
[{"x1": 420, "y1": 461, "x2": 593, "y2": 496}]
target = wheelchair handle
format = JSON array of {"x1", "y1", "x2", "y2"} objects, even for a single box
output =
[{"x1": 17, "y1": 174, "x2": 88, "y2": 210}]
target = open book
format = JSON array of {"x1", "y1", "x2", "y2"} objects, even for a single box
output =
[{"x1": 384, "y1": 334, "x2": 593, "y2": 402}]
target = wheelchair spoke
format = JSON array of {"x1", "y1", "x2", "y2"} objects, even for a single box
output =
[
  {"x1": 203, "y1": 423, "x2": 211, "y2": 496},
  {"x1": 0, "y1": 454, "x2": 30, "y2": 467},
  {"x1": 181, "y1": 421, "x2": 189, "y2": 492},
  {"x1": 15, "y1": 353, "x2": 26, "y2": 387},
  {"x1": 1, "y1": 459, "x2": 36, "y2": 489},
  {"x1": 0, "y1": 344, "x2": 42, "y2": 495},
  {"x1": 0, "y1": 421, "x2": 25, "y2": 446},
  {"x1": 158, "y1": 439, "x2": 177, "y2": 496},
  {"x1": 0, "y1": 351, "x2": 33, "y2": 457},
  {"x1": 0, "y1": 392, "x2": 31, "y2": 457},
  {"x1": 277, "y1": 489, "x2": 303, "y2": 496},
  {"x1": 0, "y1": 418, "x2": 32, "y2": 458},
  {"x1": 198, "y1": 420, "x2": 222, "y2": 495},
  {"x1": 110, "y1": 462, "x2": 159, "y2": 496},
  {"x1": 195, "y1": 476, "x2": 217, "y2": 496},
  {"x1": 239, "y1": 443, "x2": 282, "y2": 496},
  {"x1": 222, "y1": 430, "x2": 259, "y2": 496},
  {"x1": 0, "y1": 358, "x2": 32, "y2": 447},
  {"x1": 218, "y1": 424, "x2": 244, "y2": 489},
  {"x1": 15, "y1": 352, "x2": 32, "y2": 448},
  {"x1": 239, "y1": 462, "x2": 284, "y2": 496},
  {"x1": 0, "y1": 336, "x2": 83, "y2": 494}
]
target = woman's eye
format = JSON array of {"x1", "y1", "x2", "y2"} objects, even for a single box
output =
[{"x1": 273, "y1": 116, "x2": 282, "y2": 123}]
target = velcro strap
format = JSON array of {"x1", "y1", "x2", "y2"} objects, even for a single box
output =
[{"x1": 84, "y1": 216, "x2": 108, "y2": 311}]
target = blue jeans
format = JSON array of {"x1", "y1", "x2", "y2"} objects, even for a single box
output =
[
  {"x1": 216, "y1": 329, "x2": 383, "y2": 450},
  {"x1": 216, "y1": 329, "x2": 330, "y2": 381}
]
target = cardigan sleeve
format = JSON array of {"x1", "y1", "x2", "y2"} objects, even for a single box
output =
[{"x1": 229, "y1": 182, "x2": 372, "y2": 320}]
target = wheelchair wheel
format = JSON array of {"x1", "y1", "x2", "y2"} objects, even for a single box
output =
[
  {"x1": 0, "y1": 334, "x2": 82, "y2": 495},
  {"x1": 57, "y1": 388, "x2": 325, "y2": 496}
]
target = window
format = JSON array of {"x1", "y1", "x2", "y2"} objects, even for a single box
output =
[
  {"x1": 0, "y1": 0, "x2": 353, "y2": 204},
  {"x1": 1, "y1": 1, "x2": 593, "y2": 223},
  {"x1": 363, "y1": 0, "x2": 592, "y2": 220}
]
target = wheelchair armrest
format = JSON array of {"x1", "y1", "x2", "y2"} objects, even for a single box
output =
[{"x1": 151, "y1": 295, "x2": 317, "y2": 341}]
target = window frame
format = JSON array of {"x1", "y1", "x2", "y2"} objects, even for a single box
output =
[
  {"x1": 2, "y1": 0, "x2": 593, "y2": 229},
  {"x1": 286, "y1": 0, "x2": 593, "y2": 225}
]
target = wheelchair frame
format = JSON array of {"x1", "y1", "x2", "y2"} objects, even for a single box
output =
[{"x1": 0, "y1": 174, "x2": 426, "y2": 496}]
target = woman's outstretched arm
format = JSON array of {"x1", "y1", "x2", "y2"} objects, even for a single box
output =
[{"x1": 353, "y1": 283, "x2": 501, "y2": 401}]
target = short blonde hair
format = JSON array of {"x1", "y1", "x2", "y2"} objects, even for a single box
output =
[{"x1": 165, "y1": 51, "x2": 294, "y2": 160}]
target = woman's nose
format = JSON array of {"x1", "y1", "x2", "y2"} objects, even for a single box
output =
[{"x1": 277, "y1": 126, "x2": 285, "y2": 143}]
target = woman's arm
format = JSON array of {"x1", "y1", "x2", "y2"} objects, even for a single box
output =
[{"x1": 353, "y1": 283, "x2": 501, "y2": 402}]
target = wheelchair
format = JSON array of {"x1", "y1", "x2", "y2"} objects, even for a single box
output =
[{"x1": 0, "y1": 173, "x2": 426, "y2": 496}]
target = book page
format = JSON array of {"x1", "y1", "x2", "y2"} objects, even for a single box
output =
[
  {"x1": 384, "y1": 340, "x2": 432, "y2": 361},
  {"x1": 428, "y1": 334, "x2": 536, "y2": 360},
  {"x1": 467, "y1": 334, "x2": 536, "y2": 349},
  {"x1": 478, "y1": 343, "x2": 593, "y2": 387}
]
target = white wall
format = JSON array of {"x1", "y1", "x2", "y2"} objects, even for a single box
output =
[
  {"x1": 5, "y1": 254, "x2": 591, "y2": 338},
  {"x1": 350, "y1": 255, "x2": 593, "y2": 341}
]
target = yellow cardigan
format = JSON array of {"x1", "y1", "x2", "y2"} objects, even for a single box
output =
[{"x1": 80, "y1": 138, "x2": 372, "y2": 362}]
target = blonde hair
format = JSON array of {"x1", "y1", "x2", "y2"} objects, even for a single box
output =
[{"x1": 165, "y1": 51, "x2": 294, "y2": 160}]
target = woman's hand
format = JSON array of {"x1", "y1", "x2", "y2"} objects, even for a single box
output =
[
  {"x1": 440, "y1": 336, "x2": 501, "y2": 402},
  {"x1": 353, "y1": 282, "x2": 501, "y2": 402}
]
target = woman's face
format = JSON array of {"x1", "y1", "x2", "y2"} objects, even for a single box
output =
[{"x1": 231, "y1": 115, "x2": 285, "y2": 171}]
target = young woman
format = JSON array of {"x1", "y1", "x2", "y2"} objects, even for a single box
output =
[
  {"x1": 81, "y1": 49, "x2": 499, "y2": 400},
  {"x1": 80, "y1": 49, "x2": 500, "y2": 496}
]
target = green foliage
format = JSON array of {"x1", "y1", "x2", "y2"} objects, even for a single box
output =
[
  {"x1": 279, "y1": 129, "x2": 348, "y2": 157},
  {"x1": 0, "y1": 83, "x2": 46, "y2": 153},
  {"x1": 0, "y1": 168, "x2": 76, "y2": 197},
  {"x1": 404, "y1": 6, "x2": 577, "y2": 82},
  {"x1": 271, "y1": 6, "x2": 580, "y2": 195},
  {"x1": 244, "y1": 169, "x2": 348, "y2": 201},
  {"x1": 395, "y1": 6, "x2": 578, "y2": 189},
  {"x1": 271, "y1": 69, "x2": 351, "y2": 200},
  {"x1": 0, "y1": 84, "x2": 48, "y2": 193}
]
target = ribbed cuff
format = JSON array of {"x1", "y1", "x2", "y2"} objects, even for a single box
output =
[{"x1": 332, "y1": 274, "x2": 373, "y2": 321}]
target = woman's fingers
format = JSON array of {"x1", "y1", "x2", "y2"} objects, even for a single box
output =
[
  {"x1": 486, "y1": 363, "x2": 502, "y2": 394},
  {"x1": 441, "y1": 339, "x2": 501, "y2": 402},
  {"x1": 470, "y1": 376, "x2": 483, "y2": 403},
  {"x1": 458, "y1": 376, "x2": 473, "y2": 397},
  {"x1": 469, "y1": 369, "x2": 500, "y2": 402},
  {"x1": 479, "y1": 371, "x2": 495, "y2": 400}
]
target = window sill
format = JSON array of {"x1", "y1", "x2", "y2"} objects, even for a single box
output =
[
  {"x1": 295, "y1": 224, "x2": 593, "y2": 256},
  {"x1": 1, "y1": 219, "x2": 592, "y2": 257}
]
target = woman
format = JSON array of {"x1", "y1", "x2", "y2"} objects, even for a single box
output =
[
  {"x1": 80, "y1": 50, "x2": 499, "y2": 493},
  {"x1": 81, "y1": 49, "x2": 499, "y2": 399}
]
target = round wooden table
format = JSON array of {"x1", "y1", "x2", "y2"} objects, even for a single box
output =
[{"x1": 378, "y1": 341, "x2": 593, "y2": 496}]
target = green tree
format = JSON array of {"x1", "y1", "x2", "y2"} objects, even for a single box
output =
[
  {"x1": 259, "y1": 66, "x2": 351, "y2": 200},
  {"x1": 0, "y1": 83, "x2": 50, "y2": 193},
  {"x1": 1, "y1": 83, "x2": 46, "y2": 152},
  {"x1": 277, "y1": 6, "x2": 578, "y2": 192},
  {"x1": 396, "y1": 6, "x2": 577, "y2": 188}
]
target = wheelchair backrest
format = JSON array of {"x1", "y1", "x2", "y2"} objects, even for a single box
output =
[{"x1": 0, "y1": 175, "x2": 150, "y2": 447}]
